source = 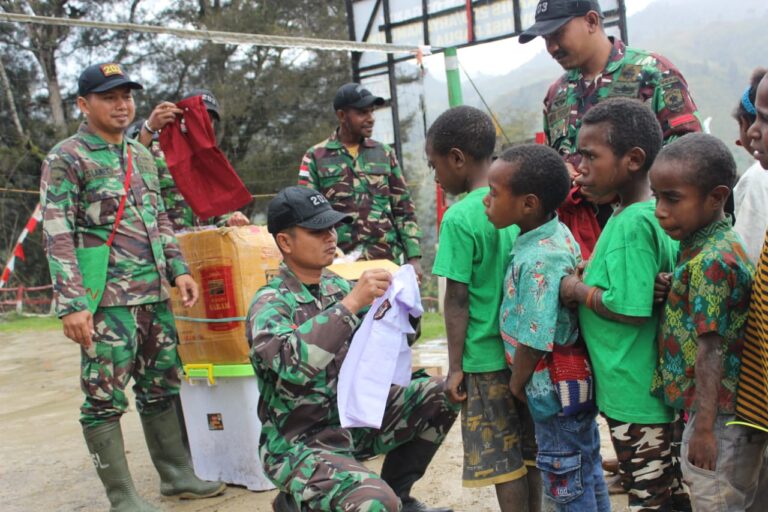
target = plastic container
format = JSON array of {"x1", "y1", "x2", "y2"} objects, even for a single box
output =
[{"x1": 180, "y1": 363, "x2": 275, "y2": 491}]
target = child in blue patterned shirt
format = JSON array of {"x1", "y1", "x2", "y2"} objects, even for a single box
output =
[{"x1": 485, "y1": 144, "x2": 608, "y2": 512}]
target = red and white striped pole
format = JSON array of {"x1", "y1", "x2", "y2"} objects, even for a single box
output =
[{"x1": 0, "y1": 203, "x2": 42, "y2": 288}]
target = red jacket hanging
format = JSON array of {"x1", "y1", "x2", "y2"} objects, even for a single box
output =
[{"x1": 159, "y1": 95, "x2": 252, "y2": 220}]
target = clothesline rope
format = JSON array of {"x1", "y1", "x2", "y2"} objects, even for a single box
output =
[{"x1": 0, "y1": 12, "x2": 430, "y2": 55}]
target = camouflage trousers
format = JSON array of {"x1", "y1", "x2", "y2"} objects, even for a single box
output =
[
  {"x1": 80, "y1": 302, "x2": 182, "y2": 427},
  {"x1": 606, "y1": 415, "x2": 691, "y2": 512},
  {"x1": 263, "y1": 375, "x2": 459, "y2": 511}
]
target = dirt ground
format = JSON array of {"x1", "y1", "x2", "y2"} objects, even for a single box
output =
[{"x1": 1, "y1": 329, "x2": 628, "y2": 512}]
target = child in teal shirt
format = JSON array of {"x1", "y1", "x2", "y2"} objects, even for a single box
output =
[{"x1": 486, "y1": 144, "x2": 608, "y2": 512}]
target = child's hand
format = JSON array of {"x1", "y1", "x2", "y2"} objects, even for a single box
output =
[
  {"x1": 654, "y1": 272, "x2": 672, "y2": 304},
  {"x1": 575, "y1": 260, "x2": 587, "y2": 280},
  {"x1": 509, "y1": 375, "x2": 526, "y2": 404},
  {"x1": 688, "y1": 427, "x2": 717, "y2": 471},
  {"x1": 444, "y1": 370, "x2": 467, "y2": 404},
  {"x1": 560, "y1": 274, "x2": 581, "y2": 309}
]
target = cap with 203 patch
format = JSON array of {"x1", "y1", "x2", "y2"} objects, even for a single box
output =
[
  {"x1": 267, "y1": 186, "x2": 353, "y2": 234},
  {"x1": 519, "y1": 0, "x2": 603, "y2": 44},
  {"x1": 78, "y1": 62, "x2": 143, "y2": 97}
]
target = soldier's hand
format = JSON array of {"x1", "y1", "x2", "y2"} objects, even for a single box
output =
[
  {"x1": 63, "y1": 310, "x2": 94, "y2": 348},
  {"x1": 175, "y1": 274, "x2": 199, "y2": 308},
  {"x1": 225, "y1": 212, "x2": 250, "y2": 227},
  {"x1": 342, "y1": 269, "x2": 392, "y2": 313},
  {"x1": 147, "y1": 101, "x2": 183, "y2": 132}
]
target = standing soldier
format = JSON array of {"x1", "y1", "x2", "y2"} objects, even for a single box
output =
[
  {"x1": 298, "y1": 83, "x2": 423, "y2": 277},
  {"x1": 40, "y1": 63, "x2": 225, "y2": 511},
  {"x1": 247, "y1": 186, "x2": 456, "y2": 512},
  {"x1": 520, "y1": 0, "x2": 702, "y2": 258}
]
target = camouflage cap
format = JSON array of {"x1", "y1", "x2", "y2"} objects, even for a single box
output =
[
  {"x1": 268, "y1": 186, "x2": 352, "y2": 234},
  {"x1": 78, "y1": 63, "x2": 143, "y2": 96},
  {"x1": 519, "y1": 0, "x2": 603, "y2": 44}
]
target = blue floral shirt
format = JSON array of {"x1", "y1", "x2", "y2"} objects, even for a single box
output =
[{"x1": 500, "y1": 216, "x2": 582, "y2": 420}]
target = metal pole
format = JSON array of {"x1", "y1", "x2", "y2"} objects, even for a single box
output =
[
  {"x1": 444, "y1": 47, "x2": 463, "y2": 108},
  {"x1": 382, "y1": 0, "x2": 403, "y2": 163},
  {"x1": 436, "y1": 47, "x2": 463, "y2": 232}
]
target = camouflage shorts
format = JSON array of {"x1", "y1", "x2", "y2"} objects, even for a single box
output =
[
  {"x1": 80, "y1": 301, "x2": 182, "y2": 427},
  {"x1": 461, "y1": 369, "x2": 537, "y2": 487},
  {"x1": 606, "y1": 414, "x2": 690, "y2": 511}
]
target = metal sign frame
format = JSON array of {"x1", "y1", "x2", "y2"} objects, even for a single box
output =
[{"x1": 344, "y1": 0, "x2": 628, "y2": 162}]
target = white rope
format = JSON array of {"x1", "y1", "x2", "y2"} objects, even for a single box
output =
[{"x1": 0, "y1": 12, "x2": 431, "y2": 55}]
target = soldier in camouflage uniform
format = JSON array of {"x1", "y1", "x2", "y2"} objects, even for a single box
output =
[
  {"x1": 521, "y1": 2, "x2": 694, "y2": 511},
  {"x1": 521, "y1": 0, "x2": 701, "y2": 258},
  {"x1": 132, "y1": 89, "x2": 249, "y2": 231},
  {"x1": 247, "y1": 186, "x2": 457, "y2": 512},
  {"x1": 298, "y1": 83, "x2": 423, "y2": 277},
  {"x1": 40, "y1": 63, "x2": 225, "y2": 512}
]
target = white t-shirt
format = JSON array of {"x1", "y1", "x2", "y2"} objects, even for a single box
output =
[
  {"x1": 734, "y1": 161, "x2": 768, "y2": 266},
  {"x1": 338, "y1": 264, "x2": 422, "y2": 429}
]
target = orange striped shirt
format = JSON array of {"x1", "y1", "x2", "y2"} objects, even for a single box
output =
[{"x1": 735, "y1": 229, "x2": 768, "y2": 430}]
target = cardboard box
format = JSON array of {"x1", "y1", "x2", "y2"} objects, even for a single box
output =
[
  {"x1": 327, "y1": 259, "x2": 399, "y2": 280},
  {"x1": 171, "y1": 226, "x2": 281, "y2": 364}
]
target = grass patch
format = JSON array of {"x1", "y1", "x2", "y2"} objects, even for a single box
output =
[
  {"x1": 0, "y1": 313, "x2": 61, "y2": 333},
  {"x1": 420, "y1": 311, "x2": 445, "y2": 341}
]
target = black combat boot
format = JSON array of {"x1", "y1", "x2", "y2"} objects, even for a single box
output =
[{"x1": 380, "y1": 438, "x2": 453, "y2": 512}]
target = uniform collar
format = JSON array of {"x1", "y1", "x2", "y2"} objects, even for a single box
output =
[
  {"x1": 326, "y1": 128, "x2": 377, "y2": 150},
  {"x1": 681, "y1": 216, "x2": 733, "y2": 252},
  {"x1": 566, "y1": 36, "x2": 626, "y2": 82},
  {"x1": 514, "y1": 215, "x2": 561, "y2": 252},
  {"x1": 78, "y1": 122, "x2": 139, "y2": 152},
  {"x1": 278, "y1": 263, "x2": 345, "y2": 304}
]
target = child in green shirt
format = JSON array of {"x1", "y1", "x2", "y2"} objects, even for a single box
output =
[
  {"x1": 429, "y1": 106, "x2": 536, "y2": 511},
  {"x1": 559, "y1": 98, "x2": 690, "y2": 511}
]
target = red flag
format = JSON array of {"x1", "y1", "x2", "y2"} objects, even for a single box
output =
[
  {"x1": 13, "y1": 244, "x2": 25, "y2": 261},
  {"x1": 158, "y1": 96, "x2": 252, "y2": 220}
]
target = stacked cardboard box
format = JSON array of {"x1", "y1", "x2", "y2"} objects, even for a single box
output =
[{"x1": 171, "y1": 226, "x2": 281, "y2": 364}]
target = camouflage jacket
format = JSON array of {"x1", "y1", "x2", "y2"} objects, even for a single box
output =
[
  {"x1": 40, "y1": 123, "x2": 189, "y2": 317},
  {"x1": 298, "y1": 130, "x2": 422, "y2": 262},
  {"x1": 246, "y1": 264, "x2": 361, "y2": 453},
  {"x1": 150, "y1": 140, "x2": 232, "y2": 231},
  {"x1": 544, "y1": 37, "x2": 702, "y2": 167}
]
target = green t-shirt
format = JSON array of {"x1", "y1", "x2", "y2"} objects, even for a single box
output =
[
  {"x1": 432, "y1": 187, "x2": 519, "y2": 372},
  {"x1": 579, "y1": 200, "x2": 678, "y2": 424}
]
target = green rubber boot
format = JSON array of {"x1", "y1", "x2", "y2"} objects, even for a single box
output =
[
  {"x1": 141, "y1": 405, "x2": 226, "y2": 499},
  {"x1": 83, "y1": 421, "x2": 161, "y2": 512}
]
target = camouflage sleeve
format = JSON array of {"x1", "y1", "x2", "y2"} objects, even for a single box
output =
[
  {"x1": 143, "y1": 146, "x2": 188, "y2": 281},
  {"x1": 649, "y1": 56, "x2": 702, "y2": 145},
  {"x1": 388, "y1": 150, "x2": 422, "y2": 259},
  {"x1": 298, "y1": 149, "x2": 319, "y2": 190},
  {"x1": 246, "y1": 288, "x2": 360, "y2": 385},
  {"x1": 39, "y1": 150, "x2": 90, "y2": 317}
]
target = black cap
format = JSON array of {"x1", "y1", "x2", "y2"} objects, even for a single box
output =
[
  {"x1": 519, "y1": 0, "x2": 603, "y2": 44},
  {"x1": 183, "y1": 88, "x2": 220, "y2": 121},
  {"x1": 267, "y1": 186, "x2": 353, "y2": 234},
  {"x1": 78, "y1": 63, "x2": 143, "y2": 97},
  {"x1": 333, "y1": 83, "x2": 385, "y2": 111}
]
